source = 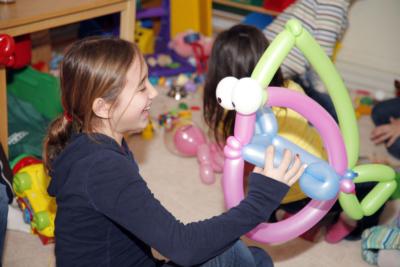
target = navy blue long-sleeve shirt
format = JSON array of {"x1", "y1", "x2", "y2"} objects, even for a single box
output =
[{"x1": 48, "y1": 133, "x2": 289, "y2": 267}]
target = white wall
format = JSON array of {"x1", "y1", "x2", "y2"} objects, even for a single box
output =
[{"x1": 335, "y1": 0, "x2": 400, "y2": 97}]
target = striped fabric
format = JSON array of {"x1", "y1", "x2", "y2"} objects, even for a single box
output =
[
  {"x1": 361, "y1": 214, "x2": 400, "y2": 265},
  {"x1": 263, "y1": 0, "x2": 350, "y2": 79}
]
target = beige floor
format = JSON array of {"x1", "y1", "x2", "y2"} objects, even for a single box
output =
[{"x1": 3, "y1": 91, "x2": 400, "y2": 267}]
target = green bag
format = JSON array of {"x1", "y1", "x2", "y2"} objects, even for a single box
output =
[
  {"x1": 7, "y1": 91, "x2": 52, "y2": 161},
  {"x1": 7, "y1": 66, "x2": 62, "y2": 120}
]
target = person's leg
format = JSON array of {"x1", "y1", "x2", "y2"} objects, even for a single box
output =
[
  {"x1": 0, "y1": 183, "x2": 9, "y2": 265},
  {"x1": 197, "y1": 240, "x2": 256, "y2": 267},
  {"x1": 161, "y1": 240, "x2": 272, "y2": 267},
  {"x1": 371, "y1": 98, "x2": 400, "y2": 126},
  {"x1": 248, "y1": 246, "x2": 273, "y2": 267}
]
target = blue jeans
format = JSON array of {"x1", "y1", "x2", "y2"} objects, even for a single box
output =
[
  {"x1": 371, "y1": 98, "x2": 400, "y2": 159},
  {"x1": 162, "y1": 240, "x2": 273, "y2": 267},
  {"x1": 0, "y1": 183, "x2": 8, "y2": 265}
]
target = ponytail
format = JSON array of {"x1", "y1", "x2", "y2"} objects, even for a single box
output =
[{"x1": 43, "y1": 114, "x2": 79, "y2": 173}]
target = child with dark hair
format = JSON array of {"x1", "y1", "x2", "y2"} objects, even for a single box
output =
[{"x1": 203, "y1": 24, "x2": 326, "y2": 205}]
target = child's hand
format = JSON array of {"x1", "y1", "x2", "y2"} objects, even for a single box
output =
[
  {"x1": 370, "y1": 117, "x2": 400, "y2": 147},
  {"x1": 253, "y1": 145, "x2": 306, "y2": 186}
]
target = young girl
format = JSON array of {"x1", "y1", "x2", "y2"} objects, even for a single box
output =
[
  {"x1": 203, "y1": 24, "x2": 327, "y2": 206},
  {"x1": 43, "y1": 37, "x2": 305, "y2": 267}
]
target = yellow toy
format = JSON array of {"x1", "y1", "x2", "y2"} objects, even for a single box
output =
[
  {"x1": 134, "y1": 23, "x2": 155, "y2": 55},
  {"x1": 354, "y1": 96, "x2": 373, "y2": 119},
  {"x1": 13, "y1": 162, "x2": 56, "y2": 244},
  {"x1": 141, "y1": 118, "x2": 154, "y2": 140}
]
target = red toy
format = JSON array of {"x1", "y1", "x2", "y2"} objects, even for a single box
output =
[{"x1": 0, "y1": 34, "x2": 15, "y2": 67}]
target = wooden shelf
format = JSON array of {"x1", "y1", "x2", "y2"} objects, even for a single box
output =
[{"x1": 213, "y1": 0, "x2": 280, "y2": 16}]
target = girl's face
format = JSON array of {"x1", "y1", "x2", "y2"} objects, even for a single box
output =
[{"x1": 109, "y1": 59, "x2": 158, "y2": 139}]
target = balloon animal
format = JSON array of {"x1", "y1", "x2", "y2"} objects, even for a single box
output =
[
  {"x1": 216, "y1": 19, "x2": 397, "y2": 244},
  {"x1": 165, "y1": 120, "x2": 224, "y2": 184}
]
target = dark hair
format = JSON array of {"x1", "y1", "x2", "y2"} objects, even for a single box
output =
[
  {"x1": 203, "y1": 24, "x2": 284, "y2": 146},
  {"x1": 43, "y1": 37, "x2": 143, "y2": 172}
]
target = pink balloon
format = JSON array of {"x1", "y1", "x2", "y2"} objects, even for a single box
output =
[
  {"x1": 223, "y1": 87, "x2": 347, "y2": 244},
  {"x1": 174, "y1": 124, "x2": 206, "y2": 156},
  {"x1": 200, "y1": 164, "x2": 215, "y2": 184},
  {"x1": 198, "y1": 144, "x2": 216, "y2": 184}
]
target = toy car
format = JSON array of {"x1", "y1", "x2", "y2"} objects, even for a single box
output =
[{"x1": 12, "y1": 157, "x2": 56, "y2": 245}]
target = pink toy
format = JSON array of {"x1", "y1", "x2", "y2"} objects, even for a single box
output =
[
  {"x1": 168, "y1": 30, "x2": 213, "y2": 59},
  {"x1": 165, "y1": 120, "x2": 223, "y2": 184}
]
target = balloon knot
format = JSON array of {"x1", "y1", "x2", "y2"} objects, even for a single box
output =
[{"x1": 342, "y1": 170, "x2": 358, "y2": 180}]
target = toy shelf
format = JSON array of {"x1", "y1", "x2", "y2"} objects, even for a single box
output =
[
  {"x1": 136, "y1": 0, "x2": 195, "y2": 77},
  {"x1": 213, "y1": 0, "x2": 280, "y2": 16},
  {"x1": 136, "y1": 7, "x2": 165, "y2": 19}
]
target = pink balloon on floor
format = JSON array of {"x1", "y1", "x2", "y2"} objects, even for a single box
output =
[{"x1": 173, "y1": 124, "x2": 206, "y2": 156}]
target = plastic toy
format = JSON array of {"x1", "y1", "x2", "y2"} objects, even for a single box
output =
[
  {"x1": 217, "y1": 19, "x2": 396, "y2": 244},
  {"x1": 137, "y1": 0, "x2": 195, "y2": 77},
  {"x1": 134, "y1": 22, "x2": 155, "y2": 55},
  {"x1": 354, "y1": 96, "x2": 373, "y2": 119},
  {"x1": 168, "y1": 31, "x2": 212, "y2": 74},
  {"x1": 169, "y1": 31, "x2": 212, "y2": 58},
  {"x1": 263, "y1": 0, "x2": 296, "y2": 12},
  {"x1": 158, "y1": 103, "x2": 192, "y2": 129},
  {"x1": 7, "y1": 66, "x2": 62, "y2": 120},
  {"x1": 12, "y1": 156, "x2": 56, "y2": 245},
  {"x1": 0, "y1": 34, "x2": 15, "y2": 67},
  {"x1": 141, "y1": 119, "x2": 154, "y2": 140}
]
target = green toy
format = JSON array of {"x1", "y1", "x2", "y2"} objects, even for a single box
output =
[{"x1": 7, "y1": 66, "x2": 62, "y2": 120}]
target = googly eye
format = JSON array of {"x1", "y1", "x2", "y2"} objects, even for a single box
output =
[
  {"x1": 232, "y1": 78, "x2": 263, "y2": 115},
  {"x1": 216, "y1": 76, "x2": 238, "y2": 110}
]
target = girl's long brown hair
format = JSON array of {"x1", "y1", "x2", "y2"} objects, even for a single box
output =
[
  {"x1": 43, "y1": 37, "x2": 142, "y2": 172},
  {"x1": 203, "y1": 24, "x2": 284, "y2": 147}
]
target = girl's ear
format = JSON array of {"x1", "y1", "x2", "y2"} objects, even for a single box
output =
[{"x1": 92, "y1": 97, "x2": 111, "y2": 119}]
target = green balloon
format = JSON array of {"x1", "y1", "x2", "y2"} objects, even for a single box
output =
[
  {"x1": 354, "y1": 164, "x2": 396, "y2": 183},
  {"x1": 339, "y1": 164, "x2": 397, "y2": 219},
  {"x1": 339, "y1": 192, "x2": 363, "y2": 220},
  {"x1": 293, "y1": 19, "x2": 359, "y2": 168},
  {"x1": 361, "y1": 181, "x2": 397, "y2": 216},
  {"x1": 251, "y1": 30, "x2": 295, "y2": 89}
]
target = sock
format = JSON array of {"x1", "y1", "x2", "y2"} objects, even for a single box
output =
[{"x1": 325, "y1": 214, "x2": 356, "y2": 243}]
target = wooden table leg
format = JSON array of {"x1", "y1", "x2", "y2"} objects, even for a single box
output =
[
  {"x1": 0, "y1": 67, "x2": 8, "y2": 157},
  {"x1": 120, "y1": 0, "x2": 136, "y2": 42}
]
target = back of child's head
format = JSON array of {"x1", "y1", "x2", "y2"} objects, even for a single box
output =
[
  {"x1": 43, "y1": 36, "x2": 143, "y2": 172},
  {"x1": 203, "y1": 24, "x2": 284, "y2": 145}
]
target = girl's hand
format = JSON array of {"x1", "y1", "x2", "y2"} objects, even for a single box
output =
[
  {"x1": 253, "y1": 145, "x2": 306, "y2": 186},
  {"x1": 370, "y1": 117, "x2": 400, "y2": 147}
]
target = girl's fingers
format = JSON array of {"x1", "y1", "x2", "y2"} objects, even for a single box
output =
[
  {"x1": 287, "y1": 164, "x2": 307, "y2": 186},
  {"x1": 265, "y1": 145, "x2": 275, "y2": 170},
  {"x1": 283, "y1": 154, "x2": 301, "y2": 180},
  {"x1": 277, "y1": 149, "x2": 292, "y2": 174},
  {"x1": 373, "y1": 131, "x2": 392, "y2": 144},
  {"x1": 253, "y1": 166, "x2": 263, "y2": 174}
]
